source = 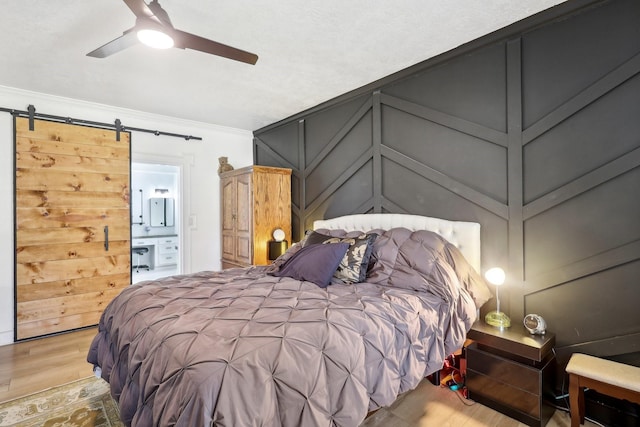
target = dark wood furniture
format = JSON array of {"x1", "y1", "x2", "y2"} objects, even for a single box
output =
[{"x1": 465, "y1": 322, "x2": 556, "y2": 427}]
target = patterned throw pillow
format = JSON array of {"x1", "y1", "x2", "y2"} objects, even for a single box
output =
[{"x1": 304, "y1": 231, "x2": 377, "y2": 283}]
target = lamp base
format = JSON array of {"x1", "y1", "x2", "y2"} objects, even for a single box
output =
[
  {"x1": 485, "y1": 311, "x2": 511, "y2": 329},
  {"x1": 268, "y1": 240, "x2": 288, "y2": 261}
]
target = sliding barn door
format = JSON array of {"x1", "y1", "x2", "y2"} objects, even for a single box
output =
[{"x1": 15, "y1": 117, "x2": 131, "y2": 340}]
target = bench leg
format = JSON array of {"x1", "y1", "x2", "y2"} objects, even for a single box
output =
[{"x1": 569, "y1": 374, "x2": 585, "y2": 427}]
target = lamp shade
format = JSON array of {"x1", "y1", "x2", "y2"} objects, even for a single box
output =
[
  {"x1": 484, "y1": 266, "x2": 510, "y2": 328},
  {"x1": 272, "y1": 228, "x2": 286, "y2": 242},
  {"x1": 484, "y1": 267, "x2": 505, "y2": 286}
]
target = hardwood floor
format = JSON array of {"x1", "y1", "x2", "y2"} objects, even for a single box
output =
[
  {"x1": 362, "y1": 380, "x2": 600, "y2": 427},
  {"x1": 0, "y1": 328, "x2": 599, "y2": 427},
  {"x1": 0, "y1": 327, "x2": 97, "y2": 403}
]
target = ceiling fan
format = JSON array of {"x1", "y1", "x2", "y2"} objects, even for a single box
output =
[{"x1": 87, "y1": 0, "x2": 258, "y2": 64}]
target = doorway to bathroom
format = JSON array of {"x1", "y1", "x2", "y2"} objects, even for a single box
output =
[{"x1": 131, "y1": 162, "x2": 181, "y2": 284}]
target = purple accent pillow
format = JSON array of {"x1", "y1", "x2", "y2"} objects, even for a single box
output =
[{"x1": 271, "y1": 242, "x2": 349, "y2": 288}]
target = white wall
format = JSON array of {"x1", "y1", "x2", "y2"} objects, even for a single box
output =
[{"x1": 0, "y1": 85, "x2": 254, "y2": 345}]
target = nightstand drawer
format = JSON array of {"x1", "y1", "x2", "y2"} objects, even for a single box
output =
[
  {"x1": 467, "y1": 343, "x2": 540, "y2": 394},
  {"x1": 467, "y1": 369, "x2": 540, "y2": 418},
  {"x1": 465, "y1": 339, "x2": 556, "y2": 427}
]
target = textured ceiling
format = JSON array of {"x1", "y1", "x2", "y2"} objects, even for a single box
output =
[{"x1": 0, "y1": 1, "x2": 566, "y2": 131}]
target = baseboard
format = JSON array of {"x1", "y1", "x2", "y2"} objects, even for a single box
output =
[{"x1": 0, "y1": 330, "x2": 14, "y2": 346}]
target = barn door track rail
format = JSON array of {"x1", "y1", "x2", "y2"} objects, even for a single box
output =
[{"x1": 1, "y1": 104, "x2": 202, "y2": 141}]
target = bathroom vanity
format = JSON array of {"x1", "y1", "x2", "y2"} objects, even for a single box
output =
[{"x1": 132, "y1": 235, "x2": 179, "y2": 271}]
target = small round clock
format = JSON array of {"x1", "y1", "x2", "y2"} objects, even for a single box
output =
[{"x1": 523, "y1": 314, "x2": 547, "y2": 335}]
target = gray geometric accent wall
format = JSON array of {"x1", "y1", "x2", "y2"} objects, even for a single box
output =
[{"x1": 254, "y1": 0, "x2": 640, "y2": 372}]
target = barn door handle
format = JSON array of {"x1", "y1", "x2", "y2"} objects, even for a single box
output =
[{"x1": 104, "y1": 226, "x2": 109, "y2": 251}]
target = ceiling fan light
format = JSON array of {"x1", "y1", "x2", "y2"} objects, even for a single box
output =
[{"x1": 137, "y1": 28, "x2": 174, "y2": 49}]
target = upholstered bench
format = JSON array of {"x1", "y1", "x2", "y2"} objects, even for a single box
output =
[{"x1": 566, "y1": 353, "x2": 640, "y2": 427}]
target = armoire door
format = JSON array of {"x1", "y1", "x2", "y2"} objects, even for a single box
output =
[
  {"x1": 234, "y1": 172, "x2": 252, "y2": 266},
  {"x1": 14, "y1": 117, "x2": 131, "y2": 340},
  {"x1": 220, "y1": 171, "x2": 252, "y2": 268},
  {"x1": 220, "y1": 175, "x2": 236, "y2": 264}
]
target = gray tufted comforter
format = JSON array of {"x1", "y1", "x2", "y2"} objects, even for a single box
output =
[{"x1": 88, "y1": 228, "x2": 490, "y2": 426}]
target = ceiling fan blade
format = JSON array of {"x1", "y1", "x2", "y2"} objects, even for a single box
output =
[
  {"x1": 87, "y1": 28, "x2": 139, "y2": 58},
  {"x1": 146, "y1": 0, "x2": 174, "y2": 28},
  {"x1": 173, "y1": 29, "x2": 258, "y2": 65},
  {"x1": 122, "y1": 0, "x2": 153, "y2": 19}
]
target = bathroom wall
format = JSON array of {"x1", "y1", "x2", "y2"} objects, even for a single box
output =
[{"x1": 131, "y1": 163, "x2": 179, "y2": 238}]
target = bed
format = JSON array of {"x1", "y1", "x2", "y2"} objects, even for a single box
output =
[{"x1": 87, "y1": 213, "x2": 492, "y2": 426}]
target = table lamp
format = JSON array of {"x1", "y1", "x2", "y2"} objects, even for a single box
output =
[
  {"x1": 268, "y1": 228, "x2": 288, "y2": 261},
  {"x1": 484, "y1": 267, "x2": 511, "y2": 329}
]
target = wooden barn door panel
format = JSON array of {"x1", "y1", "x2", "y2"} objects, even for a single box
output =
[{"x1": 14, "y1": 117, "x2": 131, "y2": 340}]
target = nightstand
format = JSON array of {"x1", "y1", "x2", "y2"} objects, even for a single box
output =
[{"x1": 465, "y1": 322, "x2": 556, "y2": 427}]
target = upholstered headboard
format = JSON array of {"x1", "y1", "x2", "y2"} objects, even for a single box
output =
[{"x1": 313, "y1": 213, "x2": 481, "y2": 272}]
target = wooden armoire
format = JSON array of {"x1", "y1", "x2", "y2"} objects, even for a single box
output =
[{"x1": 220, "y1": 165, "x2": 291, "y2": 269}]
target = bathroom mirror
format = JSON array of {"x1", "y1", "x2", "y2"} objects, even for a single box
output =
[
  {"x1": 150, "y1": 197, "x2": 175, "y2": 227},
  {"x1": 132, "y1": 189, "x2": 144, "y2": 225}
]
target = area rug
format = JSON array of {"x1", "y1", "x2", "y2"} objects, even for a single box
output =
[{"x1": 0, "y1": 376, "x2": 122, "y2": 427}]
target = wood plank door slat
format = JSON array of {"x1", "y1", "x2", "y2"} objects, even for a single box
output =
[
  {"x1": 16, "y1": 136, "x2": 130, "y2": 160},
  {"x1": 16, "y1": 226, "x2": 130, "y2": 246},
  {"x1": 15, "y1": 207, "x2": 130, "y2": 230},
  {"x1": 16, "y1": 312, "x2": 105, "y2": 341},
  {"x1": 16, "y1": 190, "x2": 129, "y2": 209},
  {"x1": 16, "y1": 151, "x2": 129, "y2": 175},
  {"x1": 15, "y1": 119, "x2": 124, "y2": 148},
  {"x1": 16, "y1": 273, "x2": 131, "y2": 302},
  {"x1": 17, "y1": 288, "x2": 125, "y2": 323},
  {"x1": 17, "y1": 241, "x2": 130, "y2": 263},
  {"x1": 16, "y1": 169, "x2": 129, "y2": 193},
  {"x1": 16, "y1": 254, "x2": 131, "y2": 285}
]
